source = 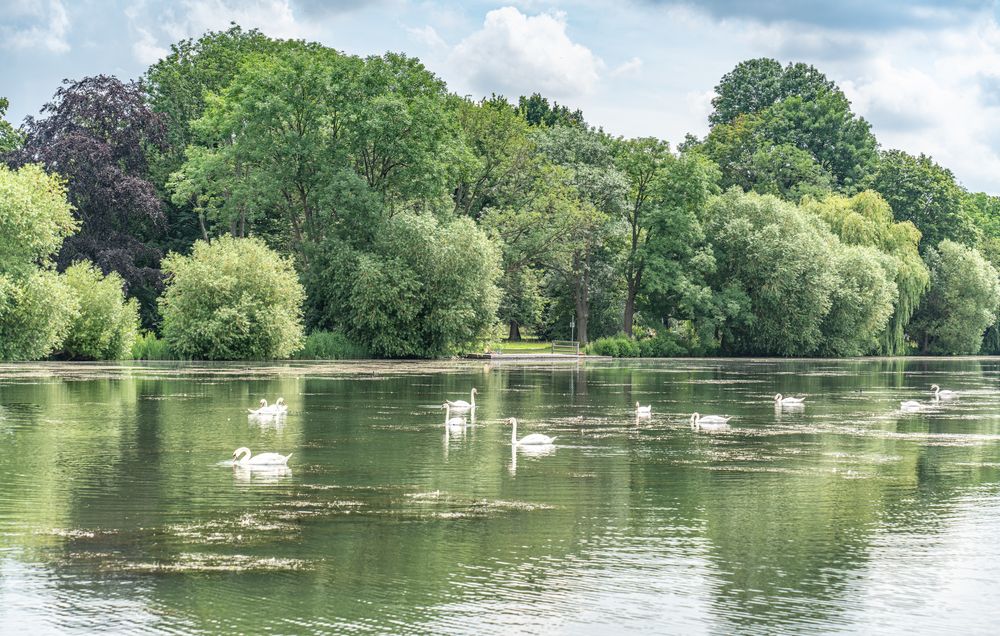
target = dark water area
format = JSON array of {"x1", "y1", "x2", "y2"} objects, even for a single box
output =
[{"x1": 1, "y1": 358, "x2": 999, "y2": 634}]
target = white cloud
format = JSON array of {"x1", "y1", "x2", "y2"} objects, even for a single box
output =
[
  {"x1": 132, "y1": 26, "x2": 169, "y2": 65},
  {"x1": 0, "y1": 0, "x2": 70, "y2": 53},
  {"x1": 449, "y1": 6, "x2": 603, "y2": 99},
  {"x1": 163, "y1": 0, "x2": 318, "y2": 41},
  {"x1": 611, "y1": 56, "x2": 643, "y2": 77},
  {"x1": 406, "y1": 24, "x2": 446, "y2": 49}
]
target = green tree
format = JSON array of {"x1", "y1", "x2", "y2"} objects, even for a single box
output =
[
  {"x1": 802, "y1": 191, "x2": 928, "y2": 355},
  {"x1": 516, "y1": 93, "x2": 585, "y2": 128},
  {"x1": 0, "y1": 164, "x2": 79, "y2": 361},
  {"x1": 819, "y1": 245, "x2": 897, "y2": 356},
  {"x1": 0, "y1": 97, "x2": 23, "y2": 153},
  {"x1": 60, "y1": 262, "x2": 140, "y2": 360},
  {"x1": 533, "y1": 125, "x2": 627, "y2": 344},
  {"x1": 909, "y1": 240, "x2": 1000, "y2": 354},
  {"x1": 866, "y1": 150, "x2": 978, "y2": 249},
  {"x1": 0, "y1": 164, "x2": 78, "y2": 277},
  {"x1": 709, "y1": 59, "x2": 837, "y2": 127},
  {"x1": 159, "y1": 236, "x2": 305, "y2": 359},
  {"x1": 307, "y1": 214, "x2": 500, "y2": 357},
  {"x1": 704, "y1": 190, "x2": 839, "y2": 355}
]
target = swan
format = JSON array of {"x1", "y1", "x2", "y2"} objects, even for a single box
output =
[
  {"x1": 248, "y1": 399, "x2": 283, "y2": 416},
  {"x1": 442, "y1": 403, "x2": 467, "y2": 428},
  {"x1": 690, "y1": 412, "x2": 732, "y2": 431},
  {"x1": 507, "y1": 417, "x2": 556, "y2": 446},
  {"x1": 636, "y1": 402, "x2": 652, "y2": 417},
  {"x1": 930, "y1": 384, "x2": 957, "y2": 400},
  {"x1": 273, "y1": 397, "x2": 288, "y2": 413},
  {"x1": 774, "y1": 393, "x2": 805, "y2": 406},
  {"x1": 446, "y1": 388, "x2": 477, "y2": 411},
  {"x1": 900, "y1": 400, "x2": 925, "y2": 412},
  {"x1": 232, "y1": 447, "x2": 292, "y2": 466}
]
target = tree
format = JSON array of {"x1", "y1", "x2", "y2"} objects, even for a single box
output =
[
  {"x1": 866, "y1": 150, "x2": 978, "y2": 249},
  {"x1": 818, "y1": 245, "x2": 897, "y2": 356},
  {"x1": 7, "y1": 75, "x2": 167, "y2": 327},
  {"x1": 517, "y1": 93, "x2": 585, "y2": 128},
  {"x1": 703, "y1": 60, "x2": 877, "y2": 193},
  {"x1": 0, "y1": 97, "x2": 23, "y2": 153},
  {"x1": 451, "y1": 95, "x2": 538, "y2": 219},
  {"x1": 159, "y1": 236, "x2": 305, "y2": 359},
  {"x1": 802, "y1": 191, "x2": 928, "y2": 354},
  {"x1": 60, "y1": 262, "x2": 140, "y2": 360},
  {"x1": 532, "y1": 125, "x2": 627, "y2": 344},
  {"x1": 709, "y1": 58, "x2": 836, "y2": 127},
  {"x1": 704, "y1": 190, "x2": 839, "y2": 355},
  {"x1": 612, "y1": 137, "x2": 719, "y2": 335},
  {"x1": 0, "y1": 164, "x2": 79, "y2": 361},
  {"x1": 909, "y1": 240, "x2": 1000, "y2": 354},
  {"x1": 0, "y1": 164, "x2": 78, "y2": 277},
  {"x1": 307, "y1": 214, "x2": 500, "y2": 357}
]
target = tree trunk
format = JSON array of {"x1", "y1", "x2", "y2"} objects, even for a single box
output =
[
  {"x1": 508, "y1": 320, "x2": 522, "y2": 341},
  {"x1": 623, "y1": 284, "x2": 637, "y2": 337},
  {"x1": 575, "y1": 255, "x2": 590, "y2": 345}
]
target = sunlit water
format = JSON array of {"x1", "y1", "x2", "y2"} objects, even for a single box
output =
[{"x1": 2, "y1": 358, "x2": 1000, "y2": 634}]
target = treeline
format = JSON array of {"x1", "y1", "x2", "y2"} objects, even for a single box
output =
[{"x1": 2, "y1": 27, "x2": 1000, "y2": 360}]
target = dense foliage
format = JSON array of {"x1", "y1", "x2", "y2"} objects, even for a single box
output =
[
  {"x1": 0, "y1": 164, "x2": 78, "y2": 360},
  {"x1": 5, "y1": 32, "x2": 1000, "y2": 359},
  {"x1": 159, "y1": 236, "x2": 305, "y2": 359},
  {"x1": 60, "y1": 262, "x2": 140, "y2": 360}
]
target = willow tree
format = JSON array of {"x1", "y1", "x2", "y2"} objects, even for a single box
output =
[{"x1": 802, "y1": 191, "x2": 929, "y2": 355}]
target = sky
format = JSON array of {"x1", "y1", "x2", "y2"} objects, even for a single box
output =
[{"x1": 2, "y1": 0, "x2": 1000, "y2": 193}]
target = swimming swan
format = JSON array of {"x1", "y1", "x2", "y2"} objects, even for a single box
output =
[
  {"x1": 446, "y1": 388, "x2": 477, "y2": 411},
  {"x1": 690, "y1": 412, "x2": 732, "y2": 430},
  {"x1": 900, "y1": 400, "x2": 925, "y2": 412},
  {"x1": 636, "y1": 402, "x2": 652, "y2": 417},
  {"x1": 774, "y1": 393, "x2": 806, "y2": 406},
  {"x1": 930, "y1": 384, "x2": 957, "y2": 400},
  {"x1": 232, "y1": 447, "x2": 292, "y2": 466},
  {"x1": 507, "y1": 417, "x2": 556, "y2": 446},
  {"x1": 248, "y1": 399, "x2": 284, "y2": 416},
  {"x1": 442, "y1": 403, "x2": 467, "y2": 428}
]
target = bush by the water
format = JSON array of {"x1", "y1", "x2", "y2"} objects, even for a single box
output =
[
  {"x1": 587, "y1": 334, "x2": 640, "y2": 357},
  {"x1": 159, "y1": 236, "x2": 306, "y2": 360},
  {"x1": 60, "y1": 262, "x2": 140, "y2": 360},
  {"x1": 293, "y1": 331, "x2": 370, "y2": 360},
  {"x1": 0, "y1": 270, "x2": 78, "y2": 361},
  {"x1": 131, "y1": 331, "x2": 175, "y2": 360}
]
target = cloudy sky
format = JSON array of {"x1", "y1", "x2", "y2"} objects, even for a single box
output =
[{"x1": 2, "y1": 0, "x2": 1000, "y2": 193}]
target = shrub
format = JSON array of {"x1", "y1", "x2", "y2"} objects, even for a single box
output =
[
  {"x1": 0, "y1": 270, "x2": 78, "y2": 361},
  {"x1": 638, "y1": 331, "x2": 688, "y2": 357},
  {"x1": 60, "y1": 262, "x2": 140, "y2": 360},
  {"x1": 159, "y1": 236, "x2": 306, "y2": 360},
  {"x1": 132, "y1": 331, "x2": 175, "y2": 360},
  {"x1": 292, "y1": 330, "x2": 370, "y2": 360},
  {"x1": 587, "y1": 334, "x2": 639, "y2": 357}
]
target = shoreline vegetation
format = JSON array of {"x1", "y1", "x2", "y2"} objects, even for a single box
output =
[{"x1": 4, "y1": 28, "x2": 1000, "y2": 362}]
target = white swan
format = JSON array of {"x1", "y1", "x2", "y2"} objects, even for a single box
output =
[
  {"x1": 446, "y1": 388, "x2": 477, "y2": 411},
  {"x1": 774, "y1": 393, "x2": 805, "y2": 406},
  {"x1": 248, "y1": 399, "x2": 283, "y2": 416},
  {"x1": 690, "y1": 412, "x2": 732, "y2": 431},
  {"x1": 273, "y1": 397, "x2": 288, "y2": 413},
  {"x1": 900, "y1": 400, "x2": 924, "y2": 412},
  {"x1": 232, "y1": 447, "x2": 292, "y2": 466},
  {"x1": 930, "y1": 384, "x2": 957, "y2": 400},
  {"x1": 636, "y1": 402, "x2": 652, "y2": 417},
  {"x1": 442, "y1": 403, "x2": 467, "y2": 428},
  {"x1": 507, "y1": 417, "x2": 556, "y2": 446}
]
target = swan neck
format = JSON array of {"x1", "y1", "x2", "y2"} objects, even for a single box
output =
[{"x1": 511, "y1": 419, "x2": 517, "y2": 445}]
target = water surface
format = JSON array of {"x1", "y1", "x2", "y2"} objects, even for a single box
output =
[{"x1": 2, "y1": 358, "x2": 1000, "y2": 634}]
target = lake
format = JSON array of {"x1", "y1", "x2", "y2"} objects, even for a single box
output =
[{"x1": 2, "y1": 358, "x2": 1000, "y2": 634}]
